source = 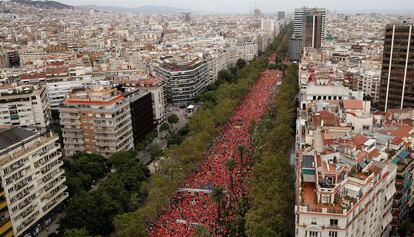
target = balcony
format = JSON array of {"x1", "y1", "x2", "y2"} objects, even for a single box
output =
[
  {"x1": 0, "y1": 200, "x2": 7, "y2": 210},
  {"x1": 0, "y1": 220, "x2": 12, "y2": 236},
  {"x1": 63, "y1": 139, "x2": 83, "y2": 145},
  {"x1": 45, "y1": 176, "x2": 66, "y2": 193},
  {"x1": 60, "y1": 120, "x2": 81, "y2": 126},
  {"x1": 42, "y1": 191, "x2": 68, "y2": 213},
  {"x1": 62, "y1": 132, "x2": 83, "y2": 138}
]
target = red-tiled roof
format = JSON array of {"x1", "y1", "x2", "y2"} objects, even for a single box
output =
[
  {"x1": 343, "y1": 100, "x2": 363, "y2": 110},
  {"x1": 352, "y1": 135, "x2": 369, "y2": 147}
]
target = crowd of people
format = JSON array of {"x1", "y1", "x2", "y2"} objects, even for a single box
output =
[{"x1": 149, "y1": 68, "x2": 282, "y2": 236}]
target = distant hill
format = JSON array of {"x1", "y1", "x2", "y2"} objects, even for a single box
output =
[
  {"x1": 81, "y1": 4, "x2": 192, "y2": 14},
  {"x1": 10, "y1": 0, "x2": 72, "y2": 9}
]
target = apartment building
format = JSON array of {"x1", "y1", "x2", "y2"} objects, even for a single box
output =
[
  {"x1": 224, "y1": 38, "x2": 259, "y2": 67},
  {"x1": 390, "y1": 149, "x2": 414, "y2": 229},
  {"x1": 379, "y1": 22, "x2": 414, "y2": 111},
  {"x1": 356, "y1": 70, "x2": 381, "y2": 103},
  {"x1": 0, "y1": 127, "x2": 67, "y2": 237},
  {"x1": 122, "y1": 89, "x2": 155, "y2": 145},
  {"x1": 46, "y1": 79, "x2": 89, "y2": 110},
  {"x1": 113, "y1": 74, "x2": 167, "y2": 124},
  {"x1": 289, "y1": 8, "x2": 326, "y2": 61},
  {"x1": 295, "y1": 99, "x2": 396, "y2": 237},
  {"x1": 0, "y1": 85, "x2": 51, "y2": 132},
  {"x1": 153, "y1": 56, "x2": 210, "y2": 107},
  {"x1": 277, "y1": 11, "x2": 285, "y2": 20},
  {"x1": 60, "y1": 86, "x2": 134, "y2": 157}
]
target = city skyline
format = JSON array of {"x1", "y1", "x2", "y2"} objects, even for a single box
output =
[{"x1": 57, "y1": 0, "x2": 414, "y2": 14}]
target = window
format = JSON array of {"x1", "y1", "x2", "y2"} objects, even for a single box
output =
[
  {"x1": 330, "y1": 219, "x2": 339, "y2": 227},
  {"x1": 329, "y1": 231, "x2": 338, "y2": 237},
  {"x1": 309, "y1": 231, "x2": 318, "y2": 237},
  {"x1": 311, "y1": 217, "x2": 317, "y2": 225}
]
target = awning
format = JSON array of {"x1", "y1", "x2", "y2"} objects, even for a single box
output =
[{"x1": 303, "y1": 169, "x2": 316, "y2": 175}]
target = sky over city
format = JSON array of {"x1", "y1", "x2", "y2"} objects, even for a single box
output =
[{"x1": 59, "y1": 0, "x2": 414, "y2": 13}]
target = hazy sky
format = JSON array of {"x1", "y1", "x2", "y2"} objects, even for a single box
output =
[{"x1": 59, "y1": 0, "x2": 414, "y2": 13}]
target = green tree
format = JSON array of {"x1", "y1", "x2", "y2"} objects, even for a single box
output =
[
  {"x1": 149, "y1": 143, "x2": 163, "y2": 160},
  {"x1": 160, "y1": 122, "x2": 170, "y2": 131},
  {"x1": 218, "y1": 69, "x2": 235, "y2": 83},
  {"x1": 210, "y1": 186, "x2": 225, "y2": 225},
  {"x1": 63, "y1": 228, "x2": 91, "y2": 237},
  {"x1": 224, "y1": 158, "x2": 236, "y2": 192},
  {"x1": 236, "y1": 58, "x2": 247, "y2": 70},
  {"x1": 135, "y1": 142, "x2": 146, "y2": 151},
  {"x1": 60, "y1": 191, "x2": 120, "y2": 235},
  {"x1": 167, "y1": 114, "x2": 179, "y2": 124},
  {"x1": 193, "y1": 224, "x2": 210, "y2": 237}
]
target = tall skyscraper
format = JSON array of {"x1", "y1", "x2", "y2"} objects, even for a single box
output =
[
  {"x1": 288, "y1": 7, "x2": 326, "y2": 61},
  {"x1": 379, "y1": 22, "x2": 414, "y2": 111},
  {"x1": 302, "y1": 10, "x2": 324, "y2": 48},
  {"x1": 277, "y1": 11, "x2": 285, "y2": 20}
]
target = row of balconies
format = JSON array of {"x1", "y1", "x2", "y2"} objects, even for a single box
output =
[
  {"x1": 17, "y1": 210, "x2": 40, "y2": 234},
  {"x1": 41, "y1": 169, "x2": 64, "y2": 184},
  {"x1": 40, "y1": 160, "x2": 63, "y2": 175},
  {"x1": 43, "y1": 184, "x2": 67, "y2": 202},
  {"x1": 9, "y1": 184, "x2": 35, "y2": 205},
  {"x1": 41, "y1": 191, "x2": 68, "y2": 214},
  {"x1": 43, "y1": 176, "x2": 66, "y2": 193},
  {"x1": 14, "y1": 193, "x2": 36, "y2": 213}
]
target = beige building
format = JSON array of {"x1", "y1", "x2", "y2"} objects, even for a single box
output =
[
  {"x1": 0, "y1": 127, "x2": 67, "y2": 237},
  {"x1": 0, "y1": 85, "x2": 51, "y2": 132},
  {"x1": 296, "y1": 153, "x2": 396, "y2": 237},
  {"x1": 60, "y1": 86, "x2": 134, "y2": 157}
]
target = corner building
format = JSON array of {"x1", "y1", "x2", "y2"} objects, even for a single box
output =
[
  {"x1": 153, "y1": 57, "x2": 209, "y2": 107},
  {"x1": 0, "y1": 127, "x2": 67, "y2": 237},
  {"x1": 60, "y1": 86, "x2": 134, "y2": 157}
]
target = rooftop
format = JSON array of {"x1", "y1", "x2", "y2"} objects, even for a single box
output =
[{"x1": 0, "y1": 127, "x2": 36, "y2": 151}]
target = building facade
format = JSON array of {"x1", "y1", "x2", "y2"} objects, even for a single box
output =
[
  {"x1": 60, "y1": 86, "x2": 134, "y2": 157},
  {"x1": 289, "y1": 8, "x2": 326, "y2": 61},
  {"x1": 123, "y1": 89, "x2": 155, "y2": 145},
  {"x1": 277, "y1": 11, "x2": 285, "y2": 20},
  {"x1": 379, "y1": 22, "x2": 414, "y2": 111},
  {"x1": 0, "y1": 127, "x2": 67, "y2": 237},
  {"x1": 113, "y1": 75, "x2": 167, "y2": 124},
  {"x1": 46, "y1": 79, "x2": 89, "y2": 110},
  {"x1": 153, "y1": 57, "x2": 210, "y2": 107},
  {"x1": 0, "y1": 86, "x2": 51, "y2": 132}
]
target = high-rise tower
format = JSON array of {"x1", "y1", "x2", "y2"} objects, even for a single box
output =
[
  {"x1": 288, "y1": 7, "x2": 326, "y2": 61},
  {"x1": 379, "y1": 22, "x2": 414, "y2": 111}
]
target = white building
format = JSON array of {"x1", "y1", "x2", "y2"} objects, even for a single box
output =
[
  {"x1": 0, "y1": 127, "x2": 67, "y2": 237},
  {"x1": 300, "y1": 83, "x2": 364, "y2": 109},
  {"x1": 46, "y1": 78, "x2": 91, "y2": 110},
  {"x1": 357, "y1": 70, "x2": 380, "y2": 103},
  {"x1": 226, "y1": 40, "x2": 258, "y2": 67},
  {"x1": 153, "y1": 56, "x2": 210, "y2": 106},
  {"x1": 261, "y1": 19, "x2": 275, "y2": 36},
  {"x1": 296, "y1": 158, "x2": 396, "y2": 237},
  {"x1": 0, "y1": 85, "x2": 51, "y2": 131}
]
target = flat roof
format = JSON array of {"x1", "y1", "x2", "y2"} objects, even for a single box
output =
[
  {"x1": 0, "y1": 127, "x2": 36, "y2": 151},
  {"x1": 303, "y1": 155, "x2": 315, "y2": 169}
]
